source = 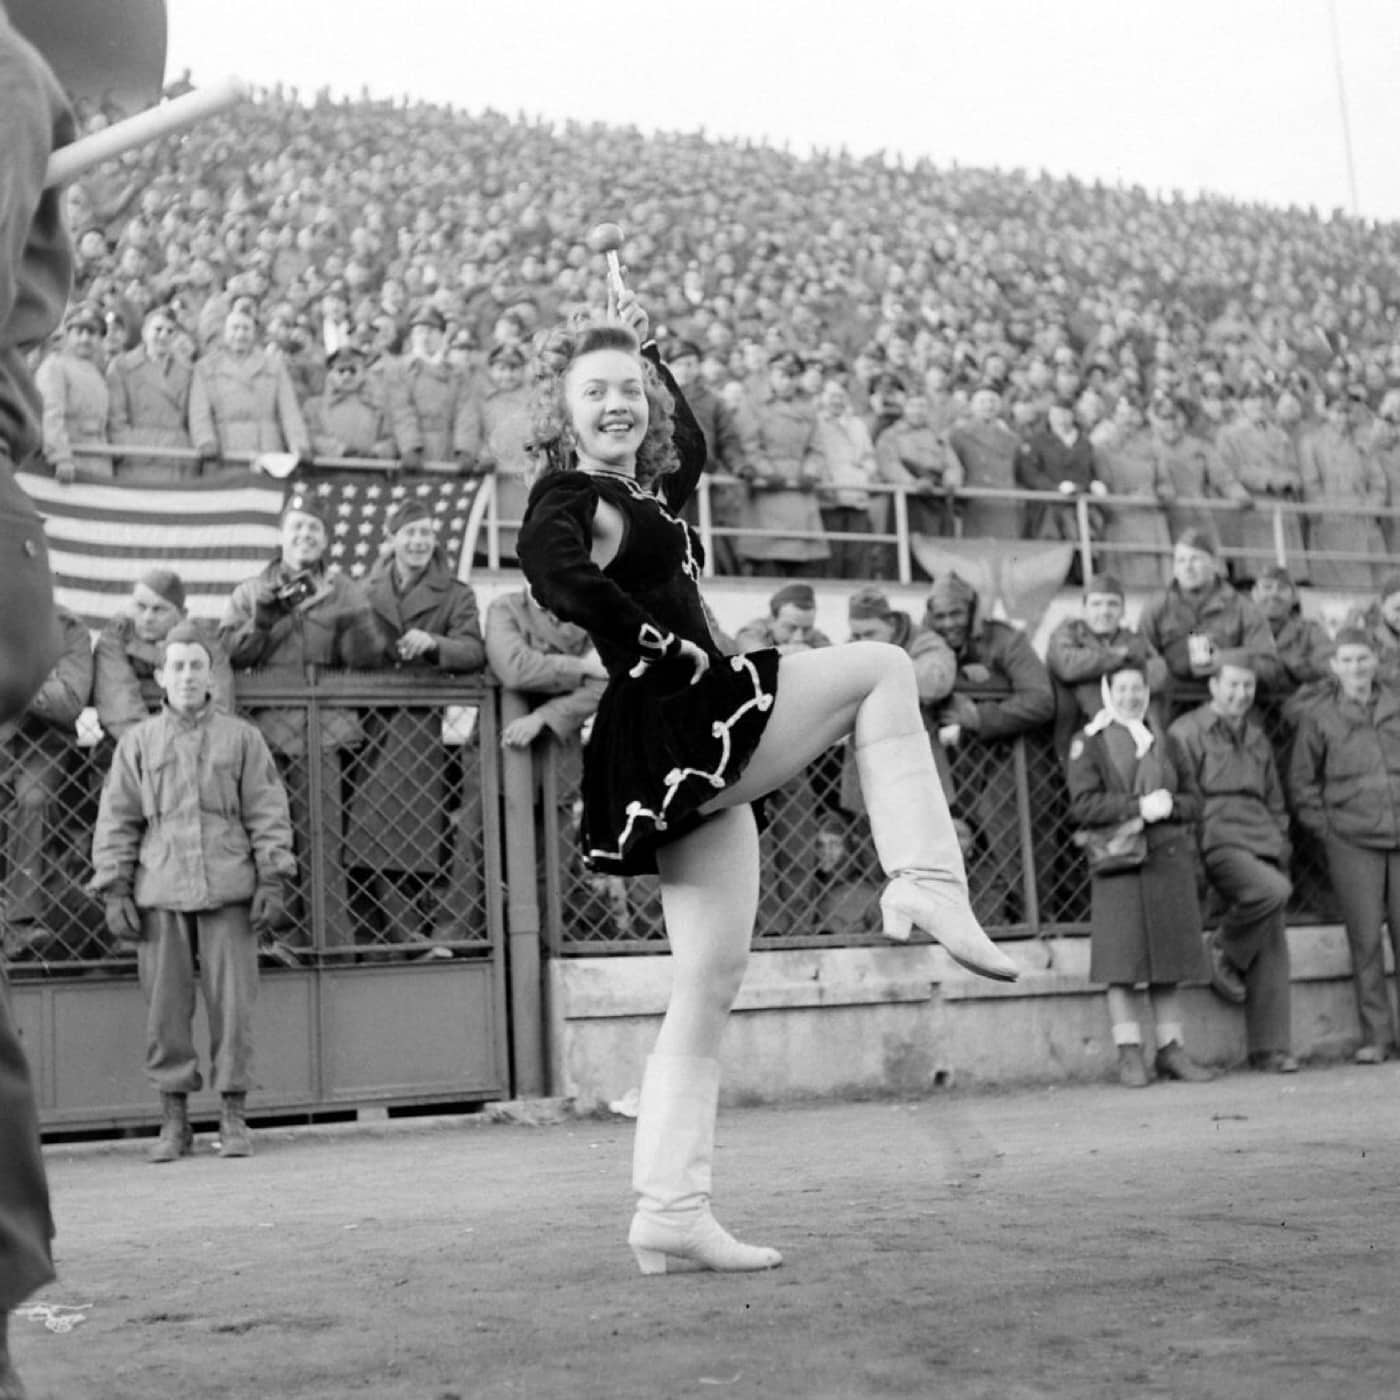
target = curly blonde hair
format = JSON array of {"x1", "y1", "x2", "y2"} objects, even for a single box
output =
[{"x1": 527, "y1": 322, "x2": 679, "y2": 488}]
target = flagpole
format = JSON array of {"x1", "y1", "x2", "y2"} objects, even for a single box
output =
[{"x1": 1327, "y1": 0, "x2": 1361, "y2": 215}]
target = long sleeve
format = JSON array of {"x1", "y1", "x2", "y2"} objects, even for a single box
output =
[
  {"x1": 428, "y1": 582, "x2": 486, "y2": 673},
  {"x1": 970, "y1": 629, "x2": 1055, "y2": 739},
  {"x1": 90, "y1": 730, "x2": 146, "y2": 895},
  {"x1": 517, "y1": 472, "x2": 684, "y2": 666},
  {"x1": 1287, "y1": 711, "x2": 1328, "y2": 839},
  {"x1": 35, "y1": 354, "x2": 72, "y2": 466},
  {"x1": 275, "y1": 360, "x2": 309, "y2": 454},
  {"x1": 92, "y1": 625, "x2": 149, "y2": 737},
  {"x1": 646, "y1": 346, "x2": 707, "y2": 515},
  {"x1": 28, "y1": 610, "x2": 92, "y2": 726},
  {"x1": 1065, "y1": 735, "x2": 1140, "y2": 827},
  {"x1": 188, "y1": 361, "x2": 217, "y2": 454},
  {"x1": 485, "y1": 597, "x2": 591, "y2": 693},
  {"x1": 238, "y1": 726, "x2": 296, "y2": 884}
]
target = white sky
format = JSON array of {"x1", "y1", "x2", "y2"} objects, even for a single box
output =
[{"x1": 167, "y1": 0, "x2": 1400, "y2": 221}]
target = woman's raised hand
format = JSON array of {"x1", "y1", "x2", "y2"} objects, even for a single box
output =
[{"x1": 607, "y1": 281, "x2": 650, "y2": 345}]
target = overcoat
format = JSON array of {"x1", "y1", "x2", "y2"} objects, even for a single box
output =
[
  {"x1": 190, "y1": 347, "x2": 309, "y2": 457},
  {"x1": 1066, "y1": 722, "x2": 1207, "y2": 985},
  {"x1": 105, "y1": 345, "x2": 194, "y2": 479},
  {"x1": 343, "y1": 551, "x2": 484, "y2": 871}
]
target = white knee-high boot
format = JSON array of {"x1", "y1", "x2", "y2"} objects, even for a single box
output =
[
  {"x1": 855, "y1": 731, "x2": 1019, "y2": 982},
  {"x1": 627, "y1": 1054, "x2": 782, "y2": 1275}
]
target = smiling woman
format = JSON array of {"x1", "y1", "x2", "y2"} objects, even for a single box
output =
[{"x1": 517, "y1": 289, "x2": 1014, "y2": 1278}]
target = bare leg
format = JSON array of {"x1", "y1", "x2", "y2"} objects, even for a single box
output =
[
  {"x1": 705, "y1": 643, "x2": 1018, "y2": 981},
  {"x1": 701, "y1": 642, "x2": 915, "y2": 813},
  {"x1": 629, "y1": 805, "x2": 780, "y2": 1274},
  {"x1": 653, "y1": 804, "x2": 760, "y2": 1059}
]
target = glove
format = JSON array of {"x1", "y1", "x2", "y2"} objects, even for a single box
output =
[
  {"x1": 54, "y1": 459, "x2": 76, "y2": 485},
  {"x1": 197, "y1": 447, "x2": 222, "y2": 471},
  {"x1": 400, "y1": 446, "x2": 425, "y2": 471},
  {"x1": 104, "y1": 893, "x2": 141, "y2": 941},
  {"x1": 295, "y1": 449, "x2": 316, "y2": 470},
  {"x1": 250, "y1": 884, "x2": 285, "y2": 934}
]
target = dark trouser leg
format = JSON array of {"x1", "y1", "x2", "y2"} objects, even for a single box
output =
[
  {"x1": 197, "y1": 904, "x2": 258, "y2": 1093},
  {"x1": 138, "y1": 909, "x2": 202, "y2": 1094},
  {"x1": 0, "y1": 967, "x2": 53, "y2": 1311},
  {"x1": 435, "y1": 749, "x2": 483, "y2": 942},
  {"x1": 1324, "y1": 838, "x2": 1399, "y2": 1049},
  {"x1": 1205, "y1": 846, "x2": 1293, "y2": 1055},
  {"x1": 3, "y1": 739, "x2": 62, "y2": 928}
]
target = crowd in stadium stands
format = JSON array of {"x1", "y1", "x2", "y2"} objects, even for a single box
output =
[
  {"x1": 8, "y1": 88, "x2": 1400, "y2": 1077},
  {"x1": 23, "y1": 86, "x2": 1400, "y2": 584}
]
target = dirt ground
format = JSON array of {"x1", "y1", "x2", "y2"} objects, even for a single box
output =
[{"x1": 13, "y1": 1062, "x2": 1400, "y2": 1400}]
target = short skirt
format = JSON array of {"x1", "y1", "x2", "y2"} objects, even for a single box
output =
[{"x1": 579, "y1": 647, "x2": 783, "y2": 875}]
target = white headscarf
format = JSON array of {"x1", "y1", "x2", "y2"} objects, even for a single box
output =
[{"x1": 1084, "y1": 671, "x2": 1154, "y2": 758}]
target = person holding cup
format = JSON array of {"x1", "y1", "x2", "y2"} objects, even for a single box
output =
[{"x1": 1138, "y1": 528, "x2": 1282, "y2": 699}]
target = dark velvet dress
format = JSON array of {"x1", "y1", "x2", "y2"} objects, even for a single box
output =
[{"x1": 516, "y1": 351, "x2": 781, "y2": 875}]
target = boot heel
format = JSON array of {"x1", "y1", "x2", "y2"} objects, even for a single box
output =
[
  {"x1": 881, "y1": 902, "x2": 913, "y2": 941},
  {"x1": 631, "y1": 1245, "x2": 669, "y2": 1275}
]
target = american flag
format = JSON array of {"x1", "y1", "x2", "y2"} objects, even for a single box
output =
[{"x1": 16, "y1": 468, "x2": 489, "y2": 627}]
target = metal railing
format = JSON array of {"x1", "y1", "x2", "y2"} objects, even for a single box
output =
[{"x1": 51, "y1": 439, "x2": 1400, "y2": 589}]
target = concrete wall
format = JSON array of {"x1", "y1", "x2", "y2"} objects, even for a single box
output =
[{"x1": 547, "y1": 926, "x2": 1387, "y2": 1108}]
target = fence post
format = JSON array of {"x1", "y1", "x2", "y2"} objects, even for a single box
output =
[
  {"x1": 1272, "y1": 504, "x2": 1287, "y2": 567},
  {"x1": 1074, "y1": 495, "x2": 1094, "y2": 584},
  {"x1": 893, "y1": 487, "x2": 912, "y2": 584},
  {"x1": 1012, "y1": 738, "x2": 1041, "y2": 935},
  {"x1": 499, "y1": 687, "x2": 545, "y2": 1097},
  {"x1": 695, "y1": 476, "x2": 716, "y2": 578}
]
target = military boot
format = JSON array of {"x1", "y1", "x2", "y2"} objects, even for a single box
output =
[
  {"x1": 219, "y1": 1092, "x2": 253, "y2": 1158},
  {"x1": 148, "y1": 1092, "x2": 193, "y2": 1164}
]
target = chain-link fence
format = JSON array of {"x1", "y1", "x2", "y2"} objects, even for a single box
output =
[
  {"x1": 1, "y1": 671, "x2": 504, "y2": 977},
  {"x1": 538, "y1": 686, "x2": 1337, "y2": 955}
]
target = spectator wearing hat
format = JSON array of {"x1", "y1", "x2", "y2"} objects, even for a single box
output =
[
  {"x1": 94, "y1": 570, "x2": 234, "y2": 746},
  {"x1": 1085, "y1": 395, "x2": 1175, "y2": 589},
  {"x1": 1170, "y1": 651, "x2": 1298, "y2": 1073},
  {"x1": 303, "y1": 345, "x2": 396, "y2": 461},
  {"x1": 190, "y1": 304, "x2": 310, "y2": 466},
  {"x1": 344, "y1": 499, "x2": 486, "y2": 956},
  {"x1": 1345, "y1": 571, "x2": 1400, "y2": 684},
  {"x1": 733, "y1": 350, "x2": 830, "y2": 577},
  {"x1": 1289, "y1": 628, "x2": 1400, "y2": 1064},
  {"x1": 220, "y1": 492, "x2": 388, "y2": 958},
  {"x1": 105, "y1": 304, "x2": 195, "y2": 480},
  {"x1": 391, "y1": 303, "x2": 476, "y2": 469},
  {"x1": 35, "y1": 305, "x2": 111, "y2": 481},
  {"x1": 461, "y1": 341, "x2": 533, "y2": 558},
  {"x1": 668, "y1": 339, "x2": 748, "y2": 575},
  {"x1": 1146, "y1": 395, "x2": 1248, "y2": 560},
  {"x1": 1017, "y1": 396, "x2": 1104, "y2": 557},
  {"x1": 1, "y1": 608, "x2": 92, "y2": 964},
  {"x1": 948, "y1": 386, "x2": 1023, "y2": 539},
  {"x1": 1368, "y1": 390, "x2": 1400, "y2": 555},
  {"x1": 863, "y1": 371, "x2": 906, "y2": 445},
  {"x1": 1215, "y1": 388, "x2": 1306, "y2": 582},
  {"x1": 838, "y1": 583, "x2": 958, "y2": 810},
  {"x1": 923, "y1": 572, "x2": 1055, "y2": 923},
  {"x1": 1249, "y1": 567, "x2": 1331, "y2": 697},
  {"x1": 90, "y1": 621, "x2": 296, "y2": 1161},
  {"x1": 873, "y1": 390, "x2": 962, "y2": 572},
  {"x1": 813, "y1": 379, "x2": 878, "y2": 579},
  {"x1": 1300, "y1": 395, "x2": 1386, "y2": 591},
  {"x1": 1046, "y1": 572, "x2": 1167, "y2": 760},
  {"x1": 1138, "y1": 529, "x2": 1281, "y2": 692}
]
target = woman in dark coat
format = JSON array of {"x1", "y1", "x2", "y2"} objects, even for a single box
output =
[
  {"x1": 1066, "y1": 662, "x2": 1214, "y2": 1087},
  {"x1": 343, "y1": 499, "x2": 485, "y2": 954}
]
